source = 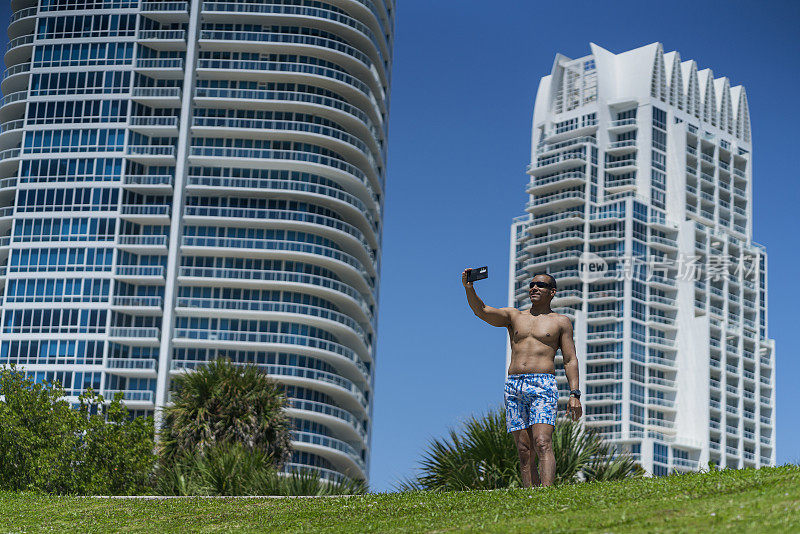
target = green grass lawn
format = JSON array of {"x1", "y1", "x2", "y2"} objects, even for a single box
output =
[{"x1": 1, "y1": 465, "x2": 799, "y2": 533}]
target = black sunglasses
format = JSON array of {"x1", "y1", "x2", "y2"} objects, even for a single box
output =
[{"x1": 529, "y1": 281, "x2": 554, "y2": 289}]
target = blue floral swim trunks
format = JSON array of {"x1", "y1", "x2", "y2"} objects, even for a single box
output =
[{"x1": 504, "y1": 373, "x2": 558, "y2": 432}]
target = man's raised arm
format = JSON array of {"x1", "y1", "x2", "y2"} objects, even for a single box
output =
[{"x1": 462, "y1": 268, "x2": 511, "y2": 327}]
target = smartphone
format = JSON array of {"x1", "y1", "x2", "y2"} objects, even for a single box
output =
[{"x1": 467, "y1": 266, "x2": 488, "y2": 283}]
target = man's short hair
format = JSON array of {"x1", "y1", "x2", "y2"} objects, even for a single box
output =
[{"x1": 530, "y1": 273, "x2": 557, "y2": 290}]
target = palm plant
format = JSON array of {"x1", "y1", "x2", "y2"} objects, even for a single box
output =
[
  {"x1": 159, "y1": 358, "x2": 291, "y2": 467},
  {"x1": 400, "y1": 407, "x2": 643, "y2": 491},
  {"x1": 156, "y1": 442, "x2": 366, "y2": 496}
]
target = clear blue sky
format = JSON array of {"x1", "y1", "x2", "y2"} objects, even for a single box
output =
[{"x1": 1, "y1": 0, "x2": 797, "y2": 492}]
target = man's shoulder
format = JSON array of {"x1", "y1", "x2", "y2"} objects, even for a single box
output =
[{"x1": 551, "y1": 312, "x2": 573, "y2": 328}]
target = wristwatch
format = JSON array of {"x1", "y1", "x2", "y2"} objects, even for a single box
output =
[{"x1": 569, "y1": 389, "x2": 581, "y2": 399}]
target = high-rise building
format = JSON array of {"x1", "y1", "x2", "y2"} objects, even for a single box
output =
[
  {"x1": 508, "y1": 43, "x2": 775, "y2": 474},
  {"x1": 0, "y1": 0, "x2": 393, "y2": 484}
]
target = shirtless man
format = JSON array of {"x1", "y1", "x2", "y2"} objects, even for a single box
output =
[{"x1": 462, "y1": 269, "x2": 582, "y2": 487}]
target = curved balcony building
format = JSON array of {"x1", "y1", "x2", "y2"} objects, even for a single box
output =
[
  {"x1": 0, "y1": 0, "x2": 394, "y2": 484},
  {"x1": 509, "y1": 43, "x2": 775, "y2": 476}
]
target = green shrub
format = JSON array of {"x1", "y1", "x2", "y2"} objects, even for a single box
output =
[
  {"x1": 0, "y1": 365, "x2": 156, "y2": 495},
  {"x1": 156, "y1": 442, "x2": 366, "y2": 496},
  {"x1": 159, "y1": 359, "x2": 291, "y2": 466},
  {"x1": 401, "y1": 407, "x2": 644, "y2": 491}
]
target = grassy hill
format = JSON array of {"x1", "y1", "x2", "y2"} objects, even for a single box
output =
[{"x1": 1, "y1": 465, "x2": 798, "y2": 533}]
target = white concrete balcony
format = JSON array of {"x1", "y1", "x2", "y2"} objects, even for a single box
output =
[
  {"x1": 586, "y1": 310, "x2": 620, "y2": 325},
  {"x1": 291, "y1": 430, "x2": 365, "y2": 477},
  {"x1": 198, "y1": 29, "x2": 381, "y2": 89},
  {"x1": 180, "y1": 236, "x2": 375, "y2": 294},
  {"x1": 1, "y1": 62, "x2": 30, "y2": 95},
  {"x1": 584, "y1": 351, "x2": 623, "y2": 363},
  {"x1": 4, "y1": 34, "x2": 33, "y2": 67},
  {"x1": 606, "y1": 117, "x2": 637, "y2": 133},
  {"x1": 526, "y1": 152, "x2": 587, "y2": 176},
  {"x1": 525, "y1": 209, "x2": 585, "y2": 232},
  {"x1": 584, "y1": 413, "x2": 619, "y2": 424},
  {"x1": 586, "y1": 289, "x2": 623, "y2": 302},
  {"x1": 8, "y1": 7, "x2": 35, "y2": 40},
  {"x1": 585, "y1": 331, "x2": 620, "y2": 343},
  {"x1": 200, "y1": 1, "x2": 390, "y2": 76},
  {"x1": 649, "y1": 236, "x2": 678, "y2": 251},
  {"x1": 524, "y1": 230, "x2": 584, "y2": 251},
  {"x1": 140, "y1": 1, "x2": 189, "y2": 23},
  {"x1": 131, "y1": 87, "x2": 182, "y2": 107},
  {"x1": 0, "y1": 90, "x2": 27, "y2": 122},
  {"x1": 182, "y1": 206, "x2": 377, "y2": 262},
  {"x1": 111, "y1": 295, "x2": 164, "y2": 315},
  {"x1": 520, "y1": 250, "x2": 583, "y2": 271},
  {"x1": 120, "y1": 204, "x2": 171, "y2": 224},
  {"x1": 137, "y1": 29, "x2": 187, "y2": 51},
  {"x1": 583, "y1": 392, "x2": 622, "y2": 404},
  {"x1": 126, "y1": 145, "x2": 176, "y2": 166},
  {"x1": 648, "y1": 355, "x2": 676, "y2": 370},
  {"x1": 192, "y1": 87, "x2": 383, "y2": 146},
  {"x1": 195, "y1": 58, "x2": 381, "y2": 119},
  {"x1": 101, "y1": 389, "x2": 155, "y2": 407},
  {"x1": 129, "y1": 115, "x2": 180, "y2": 136},
  {"x1": 106, "y1": 358, "x2": 158, "y2": 378},
  {"x1": 648, "y1": 275, "x2": 677, "y2": 289},
  {"x1": 646, "y1": 418, "x2": 675, "y2": 429},
  {"x1": 605, "y1": 139, "x2": 637, "y2": 155},
  {"x1": 604, "y1": 157, "x2": 637, "y2": 174},
  {"x1": 171, "y1": 332, "x2": 372, "y2": 382},
  {"x1": 525, "y1": 170, "x2": 586, "y2": 195},
  {"x1": 115, "y1": 265, "x2": 166, "y2": 284},
  {"x1": 648, "y1": 337, "x2": 677, "y2": 351},
  {"x1": 589, "y1": 210, "x2": 624, "y2": 222},
  {"x1": 700, "y1": 152, "x2": 715, "y2": 166},
  {"x1": 646, "y1": 376, "x2": 676, "y2": 390},
  {"x1": 648, "y1": 294, "x2": 677, "y2": 309},
  {"x1": 117, "y1": 234, "x2": 168, "y2": 252},
  {"x1": 647, "y1": 314, "x2": 676, "y2": 329},
  {"x1": 178, "y1": 266, "x2": 375, "y2": 325},
  {"x1": 287, "y1": 398, "x2": 367, "y2": 445},
  {"x1": 525, "y1": 190, "x2": 585, "y2": 213},
  {"x1": 188, "y1": 146, "x2": 380, "y2": 206},
  {"x1": 584, "y1": 371, "x2": 622, "y2": 384},
  {"x1": 123, "y1": 174, "x2": 174, "y2": 195},
  {"x1": 604, "y1": 176, "x2": 636, "y2": 192},
  {"x1": 108, "y1": 327, "x2": 160, "y2": 345},
  {"x1": 647, "y1": 397, "x2": 676, "y2": 410},
  {"x1": 190, "y1": 116, "x2": 381, "y2": 173},
  {"x1": 0, "y1": 177, "x2": 16, "y2": 191},
  {"x1": 0, "y1": 119, "x2": 23, "y2": 151},
  {"x1": 535, "y1": 136, "x2": 596, "y2": 157},
  {"x1": 174, "y1": 297, "x2": 372, "y2": 354},
  {"x1": 134, "y1": 58, "x2": 185, "y2": 79}
]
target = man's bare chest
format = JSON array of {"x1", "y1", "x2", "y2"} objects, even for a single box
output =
[{"x1": 508, "y1": 315, "x2": 560, "y2": 345}]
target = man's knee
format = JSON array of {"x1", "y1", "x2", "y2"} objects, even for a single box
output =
[{"x1": 532, "y1": 434, "x2": 552, "y2": 455}]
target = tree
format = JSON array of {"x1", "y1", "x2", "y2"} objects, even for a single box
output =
[
  {"x1": 0, "y1": 365, "x2": 156, "y2": 495},
  {"x1": 401, "y1": 408, "x2": 644, "y2": 491},
  {"x1": 159, "y1": 359, "x2": 291, "y2": 467}
]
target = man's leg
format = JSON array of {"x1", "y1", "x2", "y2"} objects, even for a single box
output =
[
  {"x1": 531, "y1": 423, "x2": 555, "y2": 486},
  {"x1": 526, "y1": 425, "x2": 541, "y2": 486},
  {"x1": 511, "y1": 428, "x2": 536, "y2": 488}
]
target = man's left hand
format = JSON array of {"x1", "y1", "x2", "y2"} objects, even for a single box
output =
[{"x1": 567, "y1": 397, "x2": 582, "y2": 421}]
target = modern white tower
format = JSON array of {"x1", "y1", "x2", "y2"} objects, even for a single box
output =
[
  {"x1": 0, "y1": 0, "x2": 393, "y2": 484},
  {"x1": 509, "y1": 43, "x2": 775, "y2": 474}
]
